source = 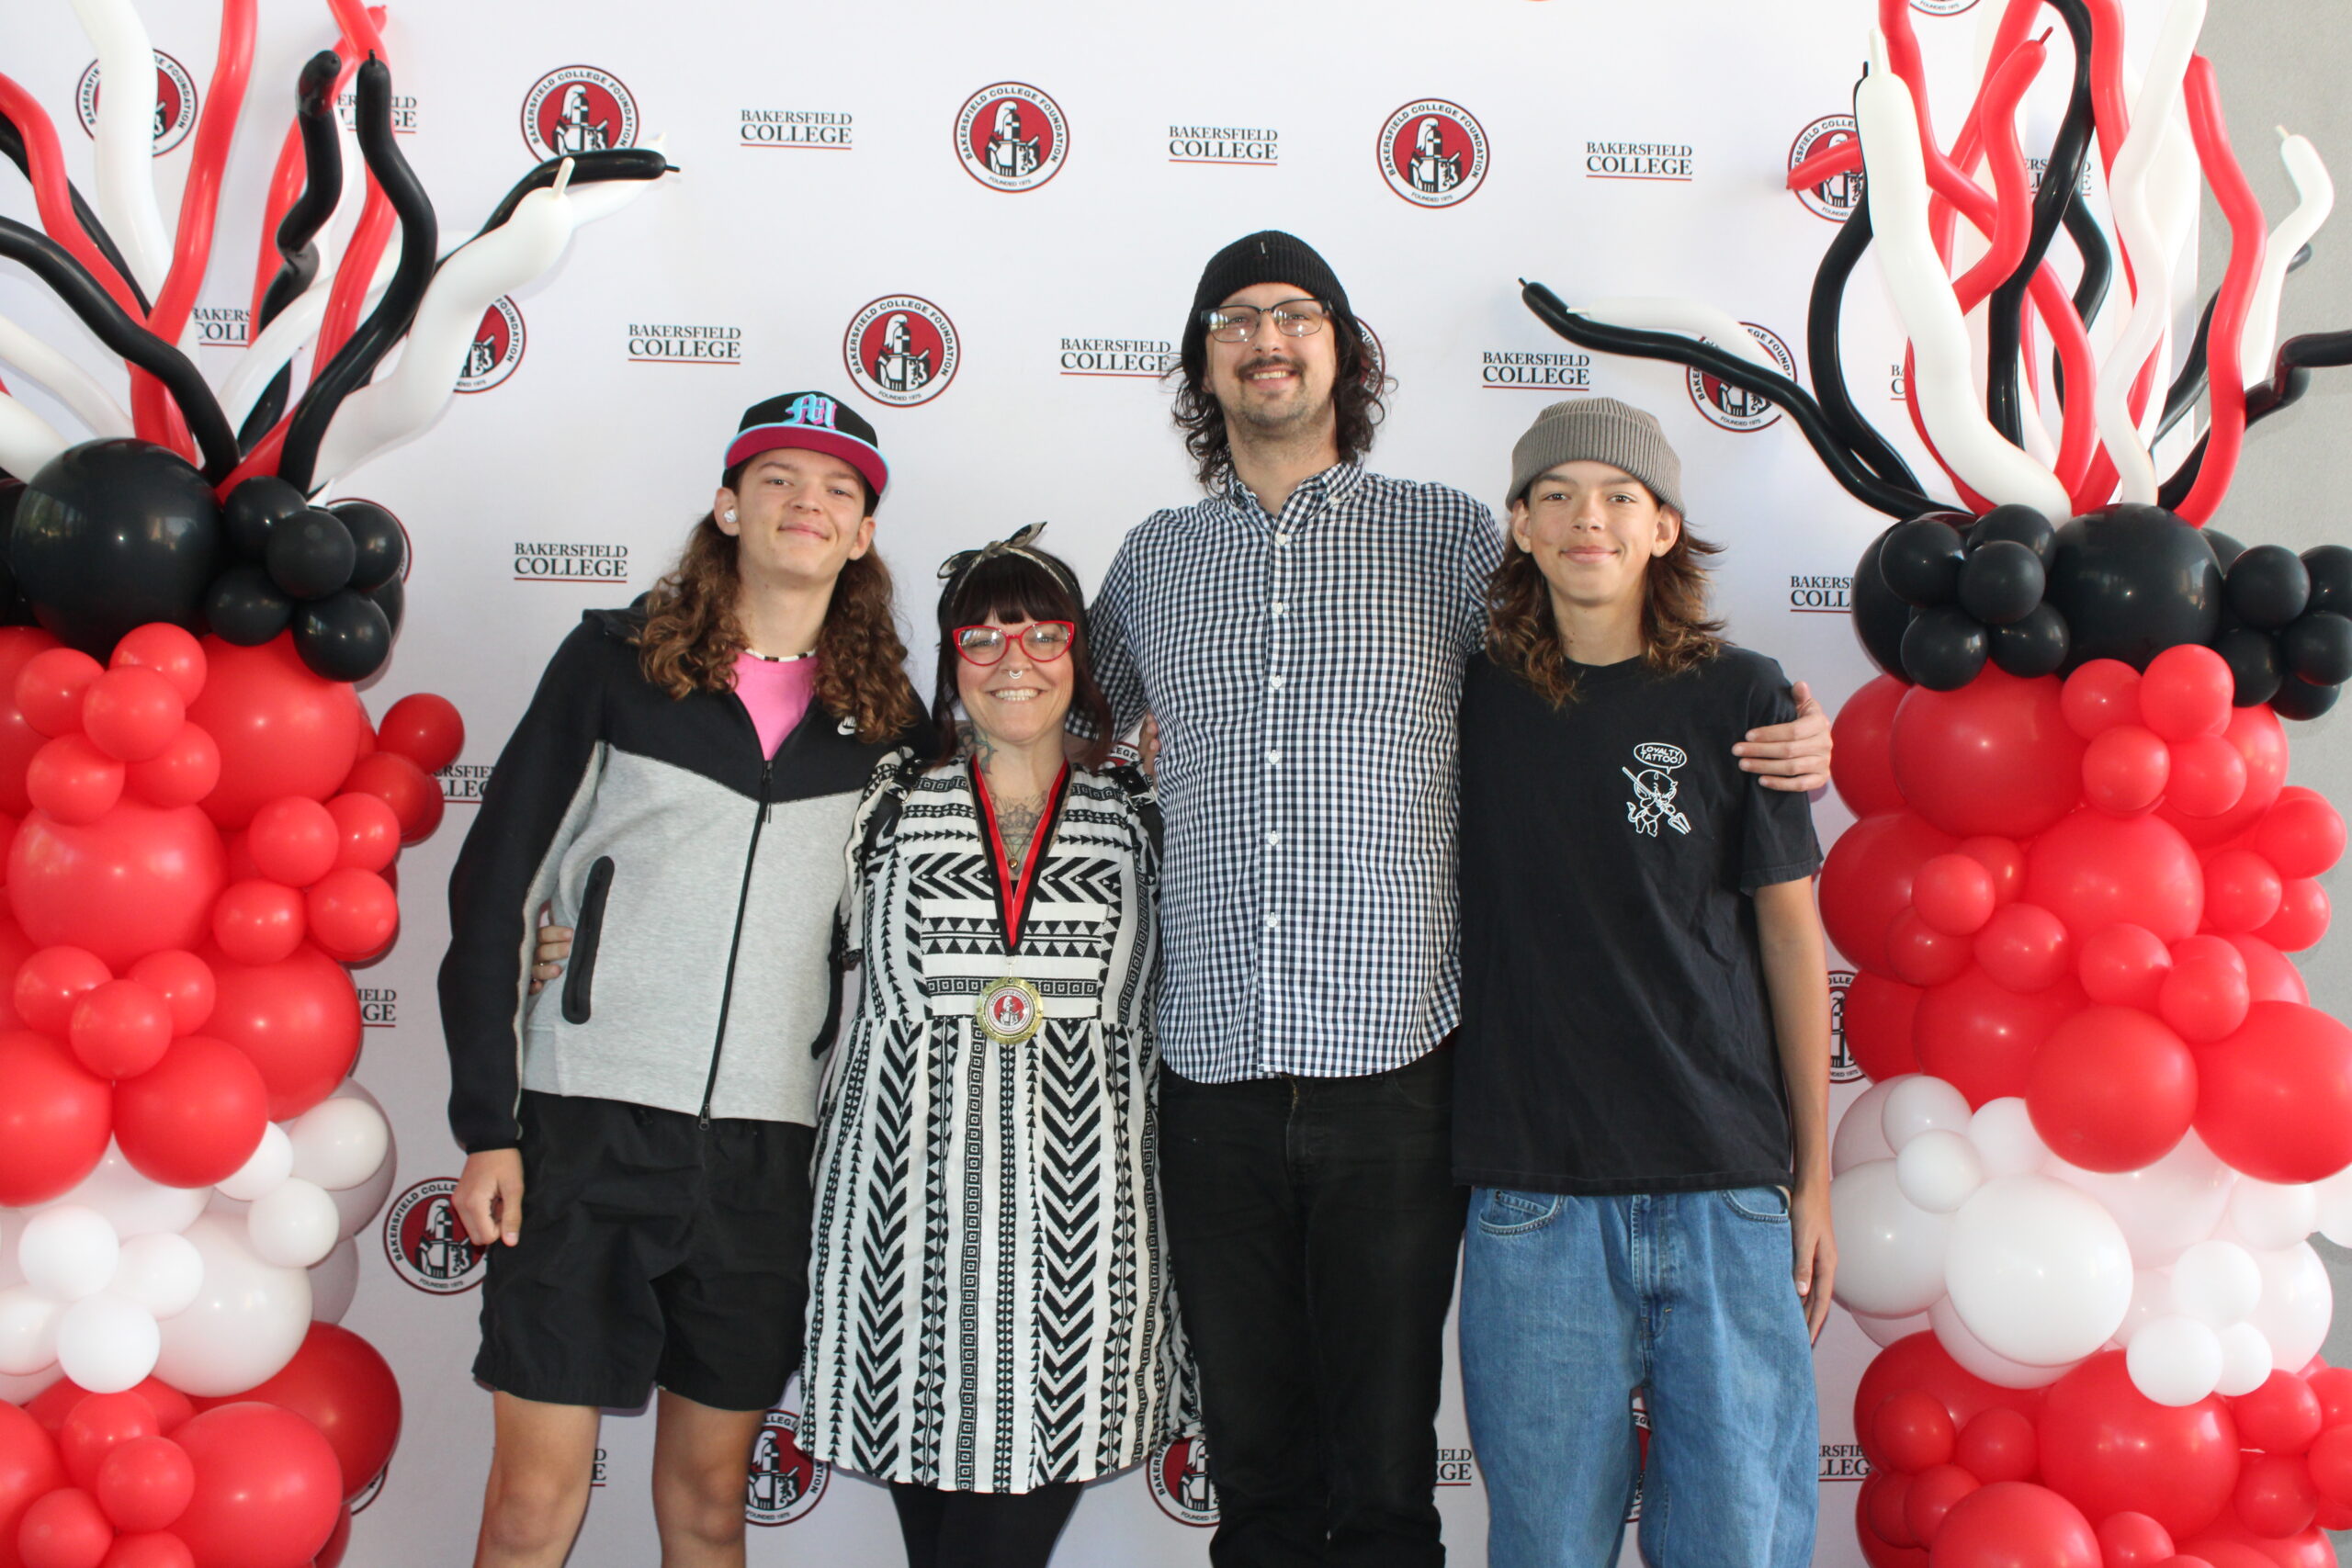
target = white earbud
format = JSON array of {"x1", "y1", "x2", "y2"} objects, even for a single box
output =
[{"x1": 724, "y1": 509, "x2": 737, "y2": 522}]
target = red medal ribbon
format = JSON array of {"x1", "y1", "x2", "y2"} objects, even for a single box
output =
[{"x1": 968, "y1": 759, "x2": 1069, "y2": 953}]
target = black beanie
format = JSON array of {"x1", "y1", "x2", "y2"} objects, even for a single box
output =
[{"x1": 1182, "y1": 231, "x2": 1355, "y2": 373}]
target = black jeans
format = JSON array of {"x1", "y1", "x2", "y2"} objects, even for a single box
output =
[
  {"x1": 1159, "y1": 1049, "x2": 1467, "y2": 1568},
  {"x1": 888, "y1": 1482, "x2": 1081, "y2": 1568}
]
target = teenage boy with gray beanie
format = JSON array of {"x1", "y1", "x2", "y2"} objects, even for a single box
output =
[
  {"x1": 1084, "y1": 233, "x2": 1836, "y2": 1566},
  {"x1": 1453, "y1": 398, "x2": 1834, "y2": 1568}
]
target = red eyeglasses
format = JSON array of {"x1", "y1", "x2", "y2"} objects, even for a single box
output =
[{"x1": 953, "y1": 621, "x2": 1075, "y2": 666}]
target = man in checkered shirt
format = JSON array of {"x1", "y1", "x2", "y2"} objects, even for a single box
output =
[{"x1": 1088, "y1": 231, "x2": 1833, "y2": 1567}]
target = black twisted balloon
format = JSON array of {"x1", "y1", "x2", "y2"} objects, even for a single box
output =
[
  {"x1": 0, "y1": 110, "x2": 149, "y2": 317},
  {"x1": 468, "y1": 148, "x2": 673, "y2": 250},
  {"x1": 1805, "y1": 198, "x2": 1928, "y2": 493},
  {"x1": 2156, "y1": 243, "x2": 2314, "y2": 444},
  {"x1": 2156, "y1": 326, "x2": 2352, "y2": 510},
  {"x1": 1984, "y1": 0, "x2": 2097, "y2": 446},
  {"x1": 240, "y1": 50, "x2": 345, "y2": 452}
]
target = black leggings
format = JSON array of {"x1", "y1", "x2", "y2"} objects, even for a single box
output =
[{"x1": 888, "y1": 1482, "x2": 1082, "y2": 1568}]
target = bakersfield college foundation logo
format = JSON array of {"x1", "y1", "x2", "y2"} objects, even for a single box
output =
[
  {"x1": 1377, "y1": 99, "x2": 1488, "y2": 208},
  {"x1": 384, "y1": 1179, "x2": 484, "y2": 1294},
  {"x1": 457, "y1": 298, "x2": 526, "y2": 394},
  {"x1": 521, "y1": 66, "x2": 637, "y2": 161},
  {"x1": 954, "y1": 84, "x2": 1068, "y2": 193},
  {"x1": 745, "y1": 1407, "x2": 828, "y2": 1526},
  {"x1": 1148, "y1": 1435, "x2": 1218, "y2": 1526},
  {"x1": 1789, "y1": 115, "x2": 1863, "y2": 222},
  {"x1": 77, "y1": 52, "x2": 198, "y2": 153},
  {"x1": 1686, "y1": 322, "x2": 1797, "y2": 433},
  {"x1": 1911, "y1": 0, "x2": 1982, "y2": 14},
  {"x1": 844, "y1": 296, "x2": 959, "y2": 407},
  {"x1": 1828, "y1": 969, "x2": 1863, "y2": 1083}
]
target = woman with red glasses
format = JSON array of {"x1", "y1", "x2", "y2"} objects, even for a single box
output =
[{"x1": 797, "y1": 525, "x2": 1195, "y2": 1568}]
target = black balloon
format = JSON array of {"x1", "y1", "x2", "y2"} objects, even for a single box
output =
[
  {"x1": 2225, "y1": 544, "x2": 2312, "y2": 630},
  {"x1": 1852, "y1": 528, "x2": 1913, "y2": 680},
  {"x1": 203, "y1": 564, "x2": 296, "y2": 646},
  {"x1": 223, "y1": 475, "x2": 308, "y2": 561},
  {"x1": 2202, "y1": 528, "x2": 2247, "y2": 575},
  {"x1": 293, "y1": 589, "x2": 391, "y2": 682},
  {"x1": 2272, "y1": 672, "x2": 2341, "y2": 721},
  {"x1": 1902, "y1": 605, "x2": 1990, "y2": 691},
  {"x1": 366, "y1": 572, "x2": 403, "y2": 642},
  {"x1": 2280, "y1": 611, "x2": 2352, "y2": 686},
  {"x1": 1988, "y1": 604, "x2": 2070, "y2": 678},
  {"x1": 2043, "y1": 504, "x2": 2222, "y2": 672},
  {"x1": 331, "y1": 499, "x2": 409, "y2": 592},
  {"x1": 0, "y1": 480, "x2": 32, "y2": 626},
  {"x1": 2304, "y1": 544, "x2": 2352, "y2": 615},
  {"x1": 10, "y1": 438, "x2": 221, "y2": 656},
  {"x1": 1958, "y1": 540, "x2": 2047, "y2": 626},
  {"x1": 2216, "y1": 626, "x2": 2284, "y2": 706},
  {"x1": 1969, "y1": 503, "x2": 2057, "y2": 567},
  {"x1": 1880, "y1": 514, "x2": 1970, "y2": 606},
  {"x1": 266, "y1": 508, "x2": 356, "y2": 600}
]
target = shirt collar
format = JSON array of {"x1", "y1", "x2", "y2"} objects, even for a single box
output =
[{"x1": 1216, "y1": 458, "x2": 1366, "y2": 520}]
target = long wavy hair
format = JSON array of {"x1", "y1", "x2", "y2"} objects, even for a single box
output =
[
  {"x1": 1169, "y1": 308, "x2": 1390, "y2": 491},
  {"x1": 930, "y1": 547, "x2": 1114, "y2": 769},
  {"x1": 636, "y1": 469, "x2": 921, "y2": 740},
  {"x1": 1486, "y1": 493, "x2": 1726, "y2": 706}
]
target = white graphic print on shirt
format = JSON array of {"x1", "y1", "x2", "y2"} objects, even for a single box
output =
[{"x1": 1622, "y1": 742, "x2": 1692, "y2": 838}]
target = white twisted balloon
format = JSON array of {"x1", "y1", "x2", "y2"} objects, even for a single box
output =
[
  {"x1": 0, "y1": 393, "x2": 70, "y2": 479},
  {"x1": 0, "y1": 314, "x2": 135, "y2": 441},
  {"x1": 2238, "y1": 130, "x2": 2335, "y2": 389},
  {"x1": 68, "y1": 0, "x2": 172, "y2": 299}
]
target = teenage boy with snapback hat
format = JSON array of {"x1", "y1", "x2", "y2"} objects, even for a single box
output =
[
  {"x1": 1084, "y1": 234, "x2": 1835, "y2": 1565},
  {"x1": 439, "y1": 391, "x2": 922, "y2": 1568}
]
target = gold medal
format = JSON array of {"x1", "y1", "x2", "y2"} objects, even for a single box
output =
[{"x1": 976, "y1": 976, "x2": 1045, "y2": 1045}]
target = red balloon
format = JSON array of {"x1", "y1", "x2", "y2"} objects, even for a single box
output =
[
  {"x1": 17, "y1": 652, "x2": 102, "y2": 740},
  {"x1": 243, "y1": 803, "x2": 336, "y2": 892},
  {"x1": 1872, "y1": 1469, "x2": 1920, "y2": 1546},
  {"x1": 2188, "y1": 1524, "x2": 2332, "y2": 1568},
  {"x1": 2098, "y1": 1513, "x2": 2177, "y2": 1568},
  {"x1": 1907, "y1": 1462, "x2": 1981, "y2": 1545},
  {"x1": 2159, "y1": 937, "x2": 2252, "y2": 1043},
  {"x1": 1973, "y1": 903, "x2": 2071, "y2": 993},
  {"x1": 2251, "y1": 789, "x2": 2346, "y2": 880},
  {"x1": 110, "y1": 1037, "x2": 267, "y2": 1189},
  {"x1": 122, "y1": 954, "x2": 212, "y2": 1039},
  {"x1": 300, "y1": 872, "x2": 395, "y2": 964},
  {"x1": 92, "y1": 1439, "x2": 190, "y2": 1534},
  {"x1": 201, "y1": 1326, "x2": 400, "y2": 1507},
  {"x1": 1915, "y1": 855, "x2": 1996, "y2": 936},
  {"x1": 308, "y1": 1506, "x2": 349, "y2": 1568},
  {"x1": 96, "y1": 1534, "x2": 189, "y2": 1568},
  {"x1": 2166, "y1": 734, "x2": 2249, "y2": 819},
  {"x1": 2233, "y1": 1371, "x2": 2324, "y2": 1457},
  {"x1": 1824, "y1": 814, "x2": 1962, "y2": 977},
  {"x1": 337, "y1": 753, "x2": 440, "y2": 847},
  {"x1": 17, "y1": 1487, "x2": 110, "y2": 1568},
  {"x1": 1846, "y1": 973, "x2": 1926, "y2": 1082},
  {"x1": 66, "y1": 982, "x2": 172, "y2": 1080},
  {"x1": 0, "y1": 629, "x2": 67, "y2": 817},
  {"x1": 0, "y1": 1402, "x2": 66, "y2": 1568},
  {"x1": 0, "y1": 1032, "x2": 111, "y2": 1204},
  {"x1": 79, "y1": 671, "x2": 183, "y2": 767},
  {"x1": 1893, "y1": 671, "x2": 2086, "y2": 840},
  {"x1": 1892, "y1": 910, "x2": 1975, "y2": 987},
  {"x1": 1855, "y1": 1335, "x2": 2046, "y2": 1471},
  {"x1": 1876, "y1": 1390, "x2": 1958, "y2": 1473},
  {"x1": 16, "y1": 950, "x2": 112, "y2": 1036},
  {"x1": 2039, "y1": 1351, "x2": 2240, "y2": 1538},
  {"x1": 0, "y1": 917, "x2": 41, "y2": 1030},
  {"x1": 2201, "y1": 849, "x2": 2284, "y2": 935},
  {"x1": 2231, "y1": 1453, "x2": 2318, "y2": 1538},
  {"x1": 2024, "y1": 809, "x2": 2204, "y2": 945},
  {"x1": 2084, "y1": 725, "x2": 2170, "y2": 816},
  {"x1": 23, "y1": 1389, "x2": 185, "y2": 1444},
  {"x1": 185, "y1": 639, "x2": 364, "y2": 831},
  {"x1": 2062, "y1": 660, "x2": 2143, "y2": 739},
  {"x1": 2195, "y1": 1002, "x2": 2352, "y2": 1185},
  {"x1": 319, "y1": 796, "x2": 395, "y2": 877},
  {"x1": 2253, "y1": 880, "x2": 2328, "y2": 953},
  {"x1": 1913, "y1": 969, "x2": 2087, "y2": 1108},
  {"x1": 1955, "y1": 1407, "x2": 2038, "y2": 1484},
  {"x1": 372, "y1": 694, "x2": 462, "y2": 777},
  {"x1": 2176, "y1": 1548, "x2": 2281, "y2": 1568},
  {"x1": 1859, "y1": 1475, "x2": 1932, "y2": 1566},
  {"x1": 2140, "y1": 645, "x2": 2235, "y2": 741},
  {"x1": 8, "y1": 806, "x2": 225, "y2": 972},
  {"x1": 121, "y1": 728, "x2": 219, "y2": 813},
  {"x1": 2027, "y1": 1006, "x2": 2197, "y2": 1172},
  {"x1": 1836, "y1": 675, "x2": 1909, "y2": 818},
  {"x1": 199, "y1": 945, "x2": 360, "y2": 1121},
  {"x1": 1927, "y1": 1481, "x2": 2098, "y2": 1568},
  {"x1": 2079, "y1": 923, "x2": 2174, "y2": 1009},
  {"x1": 2161, "y1": 705, "x2": 2288, "y2": 847},
  {"x1": 2306, "y1": 1427, "x2": 2352, "y2": 1505},
  {"x1": 170, "y1": 1404, "x2": 341, "y2": 1568},
  {"x1": 58, "y1": 1397, "x2": 157, "y2": 1492},
  {"x1": 1955, "y1": 837, "x2": 2028, "y2": 907},
  {"x1": 27, "y1": 740, "x2": 125, "y2": 827},
  {"x1": 107, "y1": 629, "x2": 204, "y2": 707},
  {"x1": 2305, "y1": 1367, "x2": 2352, "y2": 1429},
  {"x1": 206, "y1": 884, "x2": 302, "y2": 970}
]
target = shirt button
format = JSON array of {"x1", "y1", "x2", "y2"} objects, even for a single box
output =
[
  {"x1": 1271, "y1": 602, "x2": 1287, "y2": 616},
  {"x1": 1266, "y1": 830, "x2": 1280, "y2": 847},
  {"x1": 1267, "y1": 750, "x2": 1283, "y2": 766},
  {"x1": 1265, "y1": 915, "x2": 1280, "y2": 931},
  {"x1": 1271, "y1": 675, "x2": 1286, "y2": 690},
  {"x1": 1275, "y1": 532, "x2": 1293, "y2": 547}
]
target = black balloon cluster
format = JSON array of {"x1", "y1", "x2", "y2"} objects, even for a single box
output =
[
  {"x1": 2211, "y1": 540, "x2": 2352, "y2": 719},
  {"x1": 1858, "y1": 503, "x2": 2067, "y2": 690},
  {"x1": 6, "y1": 437, "x2": 221, "y2": 655},
  {"x1": 208, "y1": 476, "x2": 407, "y2": 681}
]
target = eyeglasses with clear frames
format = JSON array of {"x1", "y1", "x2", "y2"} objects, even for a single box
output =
[
  {"x1": 953, "y1": 620, "x2": 1075, "y2": 666},
  {"x1": 1200, "y1": 298, "x2": 1330, "y2": 344}
]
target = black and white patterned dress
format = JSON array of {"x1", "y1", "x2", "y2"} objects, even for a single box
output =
[{"x1": 801, "y1": 759, "x2": 1194, "y2": 1492}]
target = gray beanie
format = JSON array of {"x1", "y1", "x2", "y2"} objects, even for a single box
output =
[{"x1": 1506, "y1": 397, "x2": 1683, "y2": 516}]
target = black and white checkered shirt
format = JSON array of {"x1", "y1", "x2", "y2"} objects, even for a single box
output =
[{"x1": 1091, "y1": 461, "x2": 1505, "y2": 1083}]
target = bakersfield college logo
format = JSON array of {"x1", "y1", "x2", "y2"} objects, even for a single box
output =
[
  {"x1": 1911, "y1": 0, "x2": 1981, "y2": 13},
  {"x1": 457, "y1": 298, "x2": 526, "y2": 394},
  {"x1": 745, "y1": 1407, "x2": 828, "y2": 1526},
  {"x1": 844, "y1": 296, "x2": 959, "y2": 407},
  {"x1": 1686, "y1": 322, "x2": 1797, "y2": 433},
  {"x1": 77, "y1": 52, "x2": 198, "y2": 153},
  {"x1": 383, "y1": 1179, "x2": 484, "y2": 1294},
  {"x1": 954, "y1": 84, "x2": 1068, "y2": 193},
  {"x1": 1148, "y1": 1435, "x2": 1218, "y2": 1526},
  {"x1": 521, "y1": 66, "x2": 637, "y2": 161},
  {"x1": 1377, "y1": 99, "x2": 1488, "y2": 208},
  {"x1": 1828, "y1": 968, "x2": 1864, "y2": 1083},
  {"x1": 1789, "y1": 115, "x2": 1862, "y2": 222}
]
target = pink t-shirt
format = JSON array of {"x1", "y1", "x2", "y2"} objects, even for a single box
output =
[{"x1": 733, "y1": 651, "x2": 819, "y2": 758}]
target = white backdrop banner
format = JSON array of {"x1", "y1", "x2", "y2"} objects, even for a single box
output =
[{"x1": 0, "y1": 0, "x2": 2184, "y2": 1561}]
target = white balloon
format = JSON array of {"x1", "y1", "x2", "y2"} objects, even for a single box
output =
[
  {"x1": 2317, "y1": 1167, "x2": 2352, "y2": 1248},
  {"x1": 1883, "y1": 1077, "x2": 1973, "y2": 1154},
  {"x1": 54, "y1": 1295, "x2": 158, "y2": 1394},
  {"x1": 2170, "y1": 1239, "x2": 2263, "y2": 1327},
  {"x1": 0, "y1": 1366, "x2": 62, "y2": 1404},
  {"x1": 309, "y1": 1237, "x2": 358, "y2": 1325},
  {"x1": 2048, "y1": 1131, "x2": 2235, "y2": 1268},
  {"x1": 247, "y1": 1179, "x2": 339, "y2": 1269},
  {"x1": 1830, "y1": 1159, "x2": 1952, "y2": 1317},
  {"x1": 1834, "y1": 1077, "x2": 1908, "y2": 1175},
  {"x1": 288, "y1": 1099, "x2": 390, "y2": 1193},
  {"x1": 2246, "y1": 1242, "x2": 2332, "y2": 1374},
  {"x1": 2234, "y1": 134, "x2": 2333, "y2": 415},
  {"x1": 18, "y1": 1206, "x2": 120, "y2": 1303},
  {"x1": 1897, "y1": 1130, "x2": 1984, "y2": 1214},
  {"x1": 215, "y1": 1124, "x2": 293, "y2": 1202},
  {"x1": 2227, "y1": 1179, "x2": 2318, "y2": 1253},
  {"x1": 1967, "y1": 1098, "x2": 2050, "y2": 1179},
  {"x1": 1928, "y1": 1296, "x2": 2075, "y2": 1389},
  {"x1": 1850, "y1": 1307, "x2": 1933, "y2": 1349},
  {"x1": 2114, "y1": 1269, "x2": 2174, "y2": 1348},
  {"x1": 0, "y1": 1288, "x2": 61, "y2": 1376},
  {"x1": 57, "y1": 1143, "x2": 208, "y2": 1240},
  {"x1": 71, "y1": 0, "x2": 172, "y2": 296},
  {"x1": 1946, "y1": 1174, "x2": 2133, "y2": 1366},
  {"x1": 2218, "y1": 1322, "x2": 2276, "y2": 1396},
  {"x1": 152, "y1": 1213, "x2": 311, "y2": 1397},
  {"x1": 1568, "y1": 299, "x2": 1789, "y2": 374},
  {"x1": 328, "y1": 1085, "x2": 398, "y2": 1241},
  {"x1": 2126, "y1": 1314, "x2": 2224, "y2": 1405},
  {"x1": 112, "y1": 1233, "x2": 201, "y2": 1320}
]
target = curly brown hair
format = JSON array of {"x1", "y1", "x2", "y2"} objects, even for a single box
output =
[
  {"x1": 1486, "y1": 494, "x2": 1726, "y2": 706},
  {"x1": 636, "y1": 496, "x2": 922, "y2": 741},
  {"x1": 1169, "y1": 308, "x2": 1390, "y2": 490}
]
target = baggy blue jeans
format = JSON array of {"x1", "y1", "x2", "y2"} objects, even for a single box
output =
[{"x1": 1458, "y1": 1187, "x2": 1819, "y2": 1568}]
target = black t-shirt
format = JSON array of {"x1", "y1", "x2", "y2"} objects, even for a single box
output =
[{"x1": 1453, "y1": 645, "x2": 1822, "y2": 1195}]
